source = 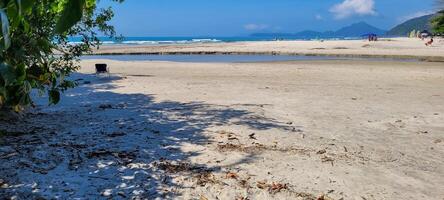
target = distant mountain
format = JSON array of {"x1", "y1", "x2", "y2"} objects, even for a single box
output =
[
  {"x1": 386, "y1": 14, "x2": 434, "y2": 36},
  {"x1": 335, "y1": 22, "x2": 386, "y2": 36},
  {"x1": 251, "y1": 22, "x2": 386, "y2": 38}
]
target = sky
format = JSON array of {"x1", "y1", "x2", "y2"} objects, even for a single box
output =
[{"x1": 100, "y1": 0, "x2": 438, "y2": 36}]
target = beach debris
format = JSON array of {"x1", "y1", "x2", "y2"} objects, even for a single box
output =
[
  {"x1": 256, "y1": 181, "x2": 288, "y2": 194},
  {"x1": 317, "y1": 149, "x2": 327, "y2": 155},
  {"x1": 153, "y1": 160, "x2": 219, "y2": 187},
  {"x1": 200, "y1": 195, "x2": 209, "y2": 200},
  {"x1": 249, "y1": 133, "x2": 257, "y2": 140},
  {"x1": 317, "y1": 194, "x2": 334, "y2": 200},
  {"x1": 86, "y1": 149, "x2": 113, "y2": 158},
  {"x1": 217, "y1": 143, "x2": 265, "y2": 153},
  {"x1": 0, "y1": 179, "x2": 7, "y2": 188},
  {"x1": 351, "y1": 97, "x2": 358, "y2": 100},
  {"x1": 257, "y1": 181, "x2": 268, "y2": 189},
  {"x1": 236, "y1": 196, "x2": 250, "y2": 200},
  {"x1": 217, "y1": 143, "x2": 312, "y2": 155},
  {"x1": 217, "y1": 143, "x2": 312, "y2": 156},
  {"x1": 86, "y1": 150, "x2": 137, "y2": 165},
  {"x1": 226, "y1": 172, "x2": 239, "y2": 179},
  {"x1": 228, "y1": 136, "x2": 239, "y2": 141},
  {"x1": 218, "y1": 131, "x2": 240, "y2": 141},
  {"x1": 116, "y1": 103, "x2": 128, "y2": 109},
  {"x1": 153, "y1": 160, "x2": 207, "y2": 174},
  {"x1": 68, "y1": 151, "x2": 83, "y2": 170},
  {"x1": 292, "y1": 127, "x2": 303, "y2": 133},
  {"x1": 269, "y1": 182, "x2": 288, "y2": 194},
  {"x1": 321, "y1": 156, "x2": 335, "y2": 164},
  {"x1": 99, "y1": 104, "x2": 113, "y2": 109},
  {"x1": 117, "y1": 191, "x2": 126, "y2": 198},
  {"x1": 238, "y1": 179, "x2": 250, "y2": 188},
  {"x1": 107, "y1": 131, "x2": 126, "y2": 137},
  {"x1": 434, "y1": 139, "x2": 442, "y2": 144},
  {"x1": 195, "y1": 171, "x2": 217, "y2": 186},
  {"x1": 16, "y1": 149, "x2": 64, "y2": 174}
]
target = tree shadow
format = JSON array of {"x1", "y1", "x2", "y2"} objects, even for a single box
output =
[{"x1": 0, "y1": 72, "x2": 294, "y2": 199}]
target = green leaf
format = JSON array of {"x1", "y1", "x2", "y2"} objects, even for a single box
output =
[
  {"x1": 20, "y1": 0, "x2": 33, "y2": 11},
  {"x1": 49, "y1": 89, "x2": 60, "y2": 105},
  {"x1": 55, "y1": 0, "x2": 86, "y2": 34},
  {"x1": 15, "y1": 64, "x2": 26, "y2": 82},
  {"x1": 85, "y1": 0, "x2": 96, "y2": 9},
  {"x1": 17, "y1": 81, "x2": 31, "y2": 106},
  {"x1": 0, "y1": 62, "x2": 15, "y2": 85}
]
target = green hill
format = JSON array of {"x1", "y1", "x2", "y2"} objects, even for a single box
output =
[{"x1": 387, "y1": 14, "x2": 434, "y2": 36}]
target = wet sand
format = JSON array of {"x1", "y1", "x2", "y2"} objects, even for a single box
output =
[{"x1": 92, "y1": 37, "x2": 444, "y2": 61}]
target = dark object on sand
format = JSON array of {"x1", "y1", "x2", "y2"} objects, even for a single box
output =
[
  {"x1": 363, "y1": 33, "x2": 378, "y2": 41},
  {"x1": 425, "y1": 38, "x2": 434, "y2": 46},
  {"x1": 95, "y1": 63, "x2": 109, "y2": 76}
]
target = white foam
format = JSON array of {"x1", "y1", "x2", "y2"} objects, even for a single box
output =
[{"x1": 98, "y1": 38, "x2": 222, "y2": 45}]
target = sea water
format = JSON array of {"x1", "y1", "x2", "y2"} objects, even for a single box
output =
[
  {"x1": 81, "y1": 54, "x2": 419, "y2": 63},
  {"x1": 68, "y1": 36, "x2": 357, "y2": 45}
]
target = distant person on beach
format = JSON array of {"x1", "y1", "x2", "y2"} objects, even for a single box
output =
[
  {"x1": 368, "y1": 34, "x2": 378, "y2": 41},
  {"x1": 425, "y1": 38, "x2": 434, "y2": 46}
]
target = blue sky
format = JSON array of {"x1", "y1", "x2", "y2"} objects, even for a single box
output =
[{"x1": 101, "y1": 0, "x2": 437, "y2": 36}]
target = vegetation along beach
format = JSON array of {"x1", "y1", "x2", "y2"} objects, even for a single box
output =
[{"x1": 1, "y1": 0, "x2": 444, "y2": 199}]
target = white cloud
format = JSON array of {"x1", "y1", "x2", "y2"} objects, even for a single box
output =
[
  {"x1": 398, "y1": 11, "x2": 434, "y2": 22},
  {"x1": 330, "y1": 0, "x2": 377, "y2": 19},
  {"x1": 244, "y1": 24, "x2": 269, "y2": 31},
  {"x1": 315, "y1": 14, "x2": 323, "y2": 20}
]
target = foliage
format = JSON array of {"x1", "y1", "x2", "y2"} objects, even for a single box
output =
[
  {"x1": 386, "y1": 14, "x2": 434, "y2": 36},
  {"x1": 431, "y1": 10, "x2": 444, "y2": 34},
  {"x1": 432, "y1": 0, "x2": 444, "y2": 34},
  {"x1": 0, "y1": 0, "x2": 122, "y2": 112}
]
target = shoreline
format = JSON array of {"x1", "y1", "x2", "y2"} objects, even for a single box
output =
[
  {"x1": 87, "y1": 51, "x2": 444, "y2": 62},
  {"x1": 89, "y1": 38, "x2": 444, "y2": 62}
]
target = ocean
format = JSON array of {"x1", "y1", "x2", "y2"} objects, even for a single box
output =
[{"x1": 69, "y1": 36, "x2": 357, "y2": 45}]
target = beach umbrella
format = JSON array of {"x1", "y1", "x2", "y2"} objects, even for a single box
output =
[{"x1": 420, "y1": 30, "x2": 432, "y2": 37}]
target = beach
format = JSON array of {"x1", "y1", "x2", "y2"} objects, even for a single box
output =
[
  {"x1": 1, "y1": 39, "x2": 444, "y2": 199},
  {"x1": 93, "y1": 37, "x2": 444, "y2": 61}
]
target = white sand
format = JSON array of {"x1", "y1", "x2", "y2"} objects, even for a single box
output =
[
  {"x1": 1, "y1": 57, "x2": 444, "y2": 199},
  {"x1": 93, "y1": 37, "x2": 444, "y2": 60}
]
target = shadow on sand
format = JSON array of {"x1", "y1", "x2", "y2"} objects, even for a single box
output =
[{"x1": 0, "y1": 73, "x2": 293, "y2": 199}]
